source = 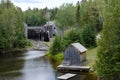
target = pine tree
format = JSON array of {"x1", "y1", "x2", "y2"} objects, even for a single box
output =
[
  {"x1": 76, "y1": 1, "x2": 80, "y2": 27},
  {"x1": 50, "y1": 35, "x2": 63, "y2": 55},
  {"x1": 81, "y1": 24, "x2": 96, "y2": 47},
  {"x1": 95, "y1": 0, "x2": 120, "y2": 80}
]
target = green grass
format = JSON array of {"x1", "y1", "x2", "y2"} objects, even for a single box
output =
[
  {"x1": 86, "y1": 47, "x2": 98, "y2": 68},
  {"x1": 46, "y1": 52, "x2": 63, "y2": 69}
]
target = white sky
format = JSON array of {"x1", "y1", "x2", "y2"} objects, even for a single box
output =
[{"x1": 11, "y1": 0, "x2": 81, "y2": 11}]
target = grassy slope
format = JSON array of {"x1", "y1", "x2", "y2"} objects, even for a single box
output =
[{"x1": 86, "y1": 47, "x2": 98, "y2": 68}]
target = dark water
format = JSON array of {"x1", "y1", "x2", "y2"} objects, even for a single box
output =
[{"x1": 0, "y1": 50, "x2": 97, "y2": 80}]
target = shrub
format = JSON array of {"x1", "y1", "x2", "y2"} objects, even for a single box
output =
[
  {"x1": 81, "y1": 25, "x2": 96, "y2": 47},
  {"x1": 63, "y1": 29, "x2": 84, "y2": 48},
  {"x1": 14, "y1": 38, "x2": 32, "y2": 48},
  {"x1": 50, "y1": 35, "x2": 63, "y2": 55}
]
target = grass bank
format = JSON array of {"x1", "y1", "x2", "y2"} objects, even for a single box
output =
[
  {"x1": 46, "y1": 52, "x2": 63, "y2": 69},
  {"x1": 86, "y1": 47, "x2": 98, "y2": 67}
]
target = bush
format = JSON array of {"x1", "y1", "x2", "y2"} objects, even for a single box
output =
[
  {"x1": 81, "y1": 25, "x2": 96, "y2": 47},
  {"x1": 63, "y1": 29, "x2": 84, "y2": 48},
  {"x1": 14, "y1": 38, "x2": 32, "y2": 48},
  {"x1": 50, "y1": 35, "x2": 63, "y2": 55},
  {"x1": 0, "y1": 37, "x2": 8, "y2": 49}
]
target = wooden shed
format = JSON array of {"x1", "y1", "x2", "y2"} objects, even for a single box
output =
[{"x1": 63, "y1": 43, "x2": 87, "y2": 66}]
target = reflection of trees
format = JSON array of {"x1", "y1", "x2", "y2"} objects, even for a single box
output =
[{"x1": 0, "y1": 51, "x2": 25, "y2": 77}]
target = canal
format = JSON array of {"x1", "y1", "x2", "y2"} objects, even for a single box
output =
[{"x1": 0, "y1": 50, "x2": 97, "y2": 80}]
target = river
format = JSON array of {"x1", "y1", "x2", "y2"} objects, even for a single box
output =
[
  {"x1": 0, "y1": 50, "x2": 57, "y2": 80},
  {"x1": 0, "y1": 50, "x2": 97, "y2": 80}
]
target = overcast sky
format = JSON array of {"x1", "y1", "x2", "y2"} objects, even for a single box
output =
[{"x1": 11, "y1": 0, "x2": 81, "y2": 11}]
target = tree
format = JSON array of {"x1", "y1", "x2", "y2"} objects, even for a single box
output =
[
  {"x1": 0, "y1": 0, "x2": 30, "y2": 51},
  {"x1": 55, "y1": 3, "x2": 76, "y2": 31},
  {"x1": 24, "y1": 8, "x2": 47, "y2": 26},
  {"x1": 63, "y1": 29, "x2": 84, "y2": 48},
  {"x1": 95, "y1": 0, "x2": 120, "y2": 80},
  {"x1": 81, "y1": 24, "x2": 96, "y2": 47},
  {"x1": 49, "y1": 8, "x2": 58, "y2": 20},
  {"x1": 80, "y1": 0, "x2": 103, "y2": 33},
  {"x1": 76, "y1": 1, "x2": 80, "y2": 27},
  {"x1": 50, "y1": 35, "x2": 63, "y2": 55}
]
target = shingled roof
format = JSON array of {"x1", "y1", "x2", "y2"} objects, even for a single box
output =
[{"x1": 71, "y1": 43, "x2": 87, "y2": 53}]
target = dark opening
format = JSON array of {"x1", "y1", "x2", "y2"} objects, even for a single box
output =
[
  {"x1": 28, "y1": 29, "x2": 50, "y2": 42},
  {"x1": 28, "y1": 30, "x2": 40, "y2": 40}
]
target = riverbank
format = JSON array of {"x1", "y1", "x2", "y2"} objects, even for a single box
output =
[
  {"x1": 0, "y1": 39, "x2": 50, "y2": 54},
  {"x1": 46, "y1": 52, "x2": 63, "y2": 69},
  {"x1": 0, "y1": 45, "x2": 33, "y2": 55},
  {"x1": 0, "y1": 46, "x2": 32, "y2": 54}
]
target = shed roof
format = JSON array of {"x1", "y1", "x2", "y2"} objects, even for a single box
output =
[{"x1": 71, "y1": 43, "x2": 87, "y2": 53}]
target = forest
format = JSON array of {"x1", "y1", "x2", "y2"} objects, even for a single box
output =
[
  {"x1": 0, "y1": 0, "x2": 120, "y2": 80},
  {"x1": 0, "y1": 0, "x2": 31, "y2": 52}
]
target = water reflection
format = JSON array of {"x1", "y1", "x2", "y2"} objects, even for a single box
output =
[
  {"x1": 0, "y1": 50, "x2": 56, "y2": 80},
  {"x1": 0, "y1": 51, "x2": 24, "y2": 73},
  {"x1": 22, "y1": 51, "x2": 56, "y2": 80}
]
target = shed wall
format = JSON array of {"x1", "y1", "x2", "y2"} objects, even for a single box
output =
[
  {"x1": 80, "y1": 52, "x2": 86, "y2": 62},
  {"x1": 64, "y1": 46, "x2": 80, "y2": 66}
]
